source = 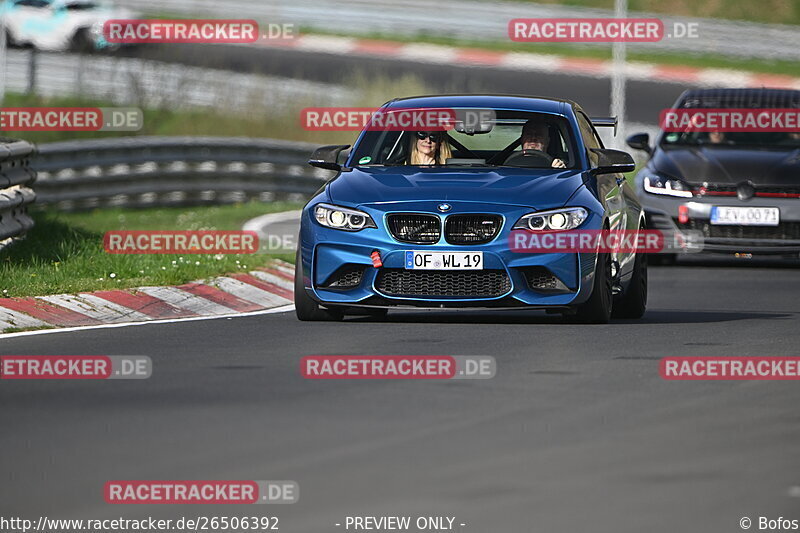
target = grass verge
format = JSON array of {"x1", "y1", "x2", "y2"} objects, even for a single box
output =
[
  {"x1": 0, "y1": 71, "x2": 432, "y2": 145},
  {"x1": 0, "y1": 202, "x2": 300, "y2": 298}
]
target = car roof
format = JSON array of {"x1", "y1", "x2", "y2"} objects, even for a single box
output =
[
  {"x1": 676, "y1": 88, "x2": 800, "y2": 109},
  {"x1": 384, "y1": 94, "x2": 578, "y2": 115}
]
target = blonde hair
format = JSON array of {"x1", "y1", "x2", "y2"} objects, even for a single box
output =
[{"x1": 409, "y1": 134, "x2": 452, "y2": 165}]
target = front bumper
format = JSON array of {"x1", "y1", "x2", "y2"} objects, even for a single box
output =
[
  {"x1": 640, "y1": 190, "x2": 800, "y2": 255},
  {"x1": 298, "y1": 204, "x2": 602, "y2": 310}
]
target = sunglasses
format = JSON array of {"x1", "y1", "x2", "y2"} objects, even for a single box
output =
[{"x1": 415, "y1": 131, "x2": 443, "y2": 142}]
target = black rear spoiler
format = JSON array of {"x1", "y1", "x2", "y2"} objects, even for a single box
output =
[{"x1": 591, "y1": 116, "x2": 618, "y2": 135}]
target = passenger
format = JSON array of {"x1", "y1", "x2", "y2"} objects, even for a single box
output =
[
  {"x1": 708, "y1": 131, "x2": 727, "y2": 144},
  {"x1": 408, "y1": 131, "x2": 452, "y2": 165},
  {"x1": 521, "y1": 120, "x2": 566, "y2": 168},
  {"x1": 778, "y1": 131, "x2": 800, "y2": 145}
]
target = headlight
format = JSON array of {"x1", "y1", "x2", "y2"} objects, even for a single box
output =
[
  {"x1": 513, "y1": 207, "x2": 588, "y2": 232},
  {"x1": 314, "y1": 203, "x2": 376, "y2": 231},
  {"x1": 643, "y1": 175, "x2": 693, "y2": 198}
]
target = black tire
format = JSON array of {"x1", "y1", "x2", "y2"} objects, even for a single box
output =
[
  {"x1": 3, "y1": 27, "x2": 13, "y2": 48},
  {"x1": 570, "y1": 252, "x2": 613, "y2": 324},
  {"x1": 612, "y1": 251, "x2": 648, "y2": 319},
  {"x1": 70, "y1": 29, "x2": 95, "y2": 54},
  {"x1": 3, "y1": 26, "x2": 23, "y2": 48},
  {"x1": 294, "y1": 249, "x2": 343, "y2": 322}
]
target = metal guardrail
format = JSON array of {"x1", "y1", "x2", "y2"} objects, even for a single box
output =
[
  {"x1": 5, "y1": 49, "x2": 353, "y2": 111},
  {"x1": 33, "y1": 137, "x2": 334, "y2": 211},
  {"x1": 0, "y1": 139, "x2": 37, "y2": 250}
]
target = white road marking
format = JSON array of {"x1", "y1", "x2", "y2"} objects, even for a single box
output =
[
  {"x1": 0, "y1": 308, "x2": 49, "y2": 331},
  {"x1": 397, "y1": 43, "x2": 458, "y2": 63},
  {"x1": 37, "y1": 294, "x2": 150, "y2": 323},
  {"x1": 137, "y1": 287, "x2": 237, "y2": 316},
  {"x1": 212, "y1": 277, "x2": 291, "y2": 307},
  {"x1": 622, "y1": 62, "x2": 659, "y2": 81},
  {"x1": 250, "y1": 270, "x2": 293, "y2": 291},
  {"x1": 294, "y1": 35, "x2": 357, "y2": 54},
  {"x1": 242, "y1": 210, "x2": 302, "y2": 235},
  {"x1": 77, "y1": 293, "x2": 153, "y2": 321},
  {"x1": 271, "y1": 261, "x2": 296, "y2": 277},
  {"x1": 0, "y1": 305, "x2": 295, "y2": 340},
  {"x1": 695, "y1": 69, "x2": 755, "y2": 88},
  {"x1": 501, "y1": 52, "x2": 562, "y2": 71}
]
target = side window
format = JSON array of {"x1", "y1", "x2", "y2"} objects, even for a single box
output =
[
  {"x1": 16, "y1": 0, "x2": 50, "y2": 7},
  {"x1": 576, "y1": 112, "x2": 603, "y2": 166}
]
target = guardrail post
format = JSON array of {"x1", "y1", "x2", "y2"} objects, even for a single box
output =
[{"x1": 27, "y1": 48, "x2": 37, "y2": 95}]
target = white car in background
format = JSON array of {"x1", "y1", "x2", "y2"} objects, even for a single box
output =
[{"x1": 0, "y1": 0, "x2": 134, "y2": 52}]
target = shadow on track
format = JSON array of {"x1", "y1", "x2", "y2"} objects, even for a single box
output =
[
  {"x1": 671, "y1": 256, "x2": 800, "y2": 269},
  {"x1": 341, "y1": 308, "x2": 792, "y2": 326}
]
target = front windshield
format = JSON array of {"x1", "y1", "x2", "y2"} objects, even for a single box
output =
[
  {"x1": 350, "y1": 110, "x2": 578, "y2": 169},
  {"x1": 661, "y1": 130, "x2": 800, "y2": 149}
]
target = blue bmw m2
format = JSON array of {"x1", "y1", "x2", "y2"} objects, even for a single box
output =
[{"x1": 295, "y1": 95, "x2": 647, "y2": 323}]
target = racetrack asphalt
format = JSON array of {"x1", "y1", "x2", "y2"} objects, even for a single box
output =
[
  {"x1": 2, "y1": 257, "x2": 800, "y2": 532},
  {"x1": 121, "y1": 43, "x2": 687, "y2": 125}
]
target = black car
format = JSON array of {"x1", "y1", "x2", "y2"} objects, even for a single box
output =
[{"x1": 627, "y1": 88, "x2": 800, "y2": 259}]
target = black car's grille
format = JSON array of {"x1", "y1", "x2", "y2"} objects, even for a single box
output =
[
  {"x1": 679, "y1": 88, "x2": 800, "y2": 109},
  {"x1": 695, "y1": 183, "x2": 800, "y2": 198},
  {"x1": 376, "y1": 269, "x2": 511, "y2": 298},
  {"x1": 320, "y1": 265, "x2": 365, "y2": 289},
  {"x1": 444, "y1": 214, "x2": 503, "y2": 245},
  {"x1": 387, "y1": 214, "x2": 440, "y2": 244},
  {"x1": 694, "y1": 184, "x2": 735, "y2": 195},
  {"x1": 678, "y1": 219, "x2": 800, "y2": 241}
]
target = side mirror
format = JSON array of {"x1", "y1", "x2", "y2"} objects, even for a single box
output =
[
  {"x1": 626, "y1": 132, "x2": 651, "y2": 154},
  {"x1": 308, "y1": 144, "x2": 351, "y2": 171},
  {"x1": 590, "y1": 148, "x2": 636, "y2": 175}
]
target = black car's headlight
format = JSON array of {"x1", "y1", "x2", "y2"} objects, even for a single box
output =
[
  {"x1": 314, "y1": 203, "x2": 377, "y2": 231},
  {"x1": 643, "y1": 175, "x2": 694, "y2": 198},
  {"x1": 513, "y1": 207, "x2": 588, "y2": 232}
]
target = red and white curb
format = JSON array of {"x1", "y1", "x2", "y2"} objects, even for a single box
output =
[
  {"x1": 258, "y1": 34, "x2": 800, "y2": 89},
  {"x1": 0, "y1": 261, "x2": 296, "y2": 334}
]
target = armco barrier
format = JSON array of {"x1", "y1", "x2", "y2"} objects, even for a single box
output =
[
  {"x1": 32, "y1": 136, "x2": 335, "y2": 211},
  {"x1": 0, "y1": 139, "x2": 37, "y2": 251}
]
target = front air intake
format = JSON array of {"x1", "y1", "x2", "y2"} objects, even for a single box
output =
[
  {"x1": 445, "y1": 214, "x2": 502, "y2": 245},
  {"x1": 387, "y1": 213, "x2": 441, "y2": 244}
]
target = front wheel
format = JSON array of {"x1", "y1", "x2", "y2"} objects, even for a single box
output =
[
  {"x1": 294, "y1": 249, "x2": 343, "y2": 322},
  {"x1": 612, "y1": 251, "x2": 648, "y2": 319},
  {"x1": 2, "y1": 27, "x2": 17, "y2": 48},
  {"x1": 70, "y1": 29, "x2": 95, "y2": 54},
  {"x1": 569, "y1": 252, "x2": 613, "y2": 324}
]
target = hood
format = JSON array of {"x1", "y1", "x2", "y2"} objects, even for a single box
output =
[
  {"x1": 327, "y1": 167, "x2": 586, "y2": 210},
  {"x1": 651, "y1": 146, "x2": 800, "y2": 185}
]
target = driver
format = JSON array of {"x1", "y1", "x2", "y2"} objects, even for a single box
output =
[{"x1": 521, "y1": 120, "x2": 566, "y2": 169}]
